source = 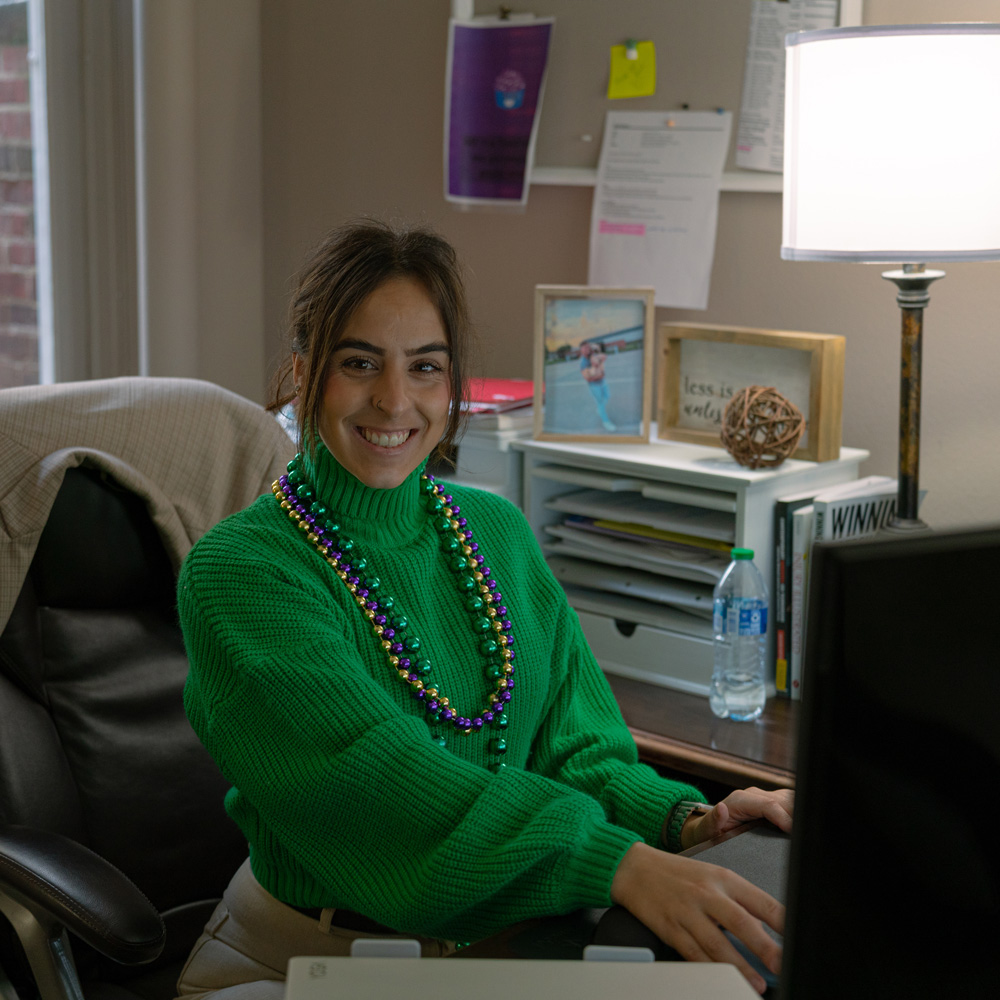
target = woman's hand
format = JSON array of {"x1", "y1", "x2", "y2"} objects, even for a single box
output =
[
  {"x1": 611, "y1": 842, "x2": 783, "y2": 995},
  {"x1": 681, "y1": 786, "x2": 794, "y2": 852}
]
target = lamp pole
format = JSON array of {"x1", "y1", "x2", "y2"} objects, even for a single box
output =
[{"x1": 880, "y1": 264, "x2": 944, "y2": 531}]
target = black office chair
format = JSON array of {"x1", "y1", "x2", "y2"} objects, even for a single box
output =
[
  {"x1": 0, "y1": 384, "x2": 667, "y2": 1000},
  {"x1": 0, "y1": 463, "x2": 249, "y2": 1000},
  {"x1": 0, "y1": 375, "x2": 295, "y2": 1000}
]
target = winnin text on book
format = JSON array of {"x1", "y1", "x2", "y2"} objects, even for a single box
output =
[{"x1": 829, "y1": 497, "x2": 897, "y2": 538}]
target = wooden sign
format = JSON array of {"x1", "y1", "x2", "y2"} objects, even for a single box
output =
[{"x1": 657, "y1": 323, "x2": 845, "y2": 462}]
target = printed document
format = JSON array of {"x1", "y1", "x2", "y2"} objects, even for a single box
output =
[
  {"x1": 588, "y1": 110, "x2": 732, "y2": 310},
  {"x1": 735, "y1": 0, "x2": 839, "y2": 172}
]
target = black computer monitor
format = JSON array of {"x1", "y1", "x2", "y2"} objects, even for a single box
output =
[{"x1": 781, "y1": 525, "x2": 1000, "y2": 998}]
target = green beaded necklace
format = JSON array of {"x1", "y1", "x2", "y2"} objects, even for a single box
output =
[{"x1": 273, "y1": 457, "x2": 515, "y2": 772}]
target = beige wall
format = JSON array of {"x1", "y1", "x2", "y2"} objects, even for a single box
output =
[{"x1": 259, "y1": 0, "x2": 1000, "y2": 528}]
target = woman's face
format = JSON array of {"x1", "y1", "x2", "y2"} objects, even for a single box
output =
[{"x1": 295, "y1": 276, "x2": 452, "y2": 489}]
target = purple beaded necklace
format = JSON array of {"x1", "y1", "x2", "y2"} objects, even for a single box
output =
[{"x1": 273, "y1": 456, "x2": 514, "y2": 772}]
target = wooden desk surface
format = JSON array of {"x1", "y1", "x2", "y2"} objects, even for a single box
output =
[{"x1": 605, "y1": 675, "x2": 799, "y2": 790}]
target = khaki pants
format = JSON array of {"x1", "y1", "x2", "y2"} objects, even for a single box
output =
[{"x1": 175, "y1": 859, "x2": 456, "y2": 1000}]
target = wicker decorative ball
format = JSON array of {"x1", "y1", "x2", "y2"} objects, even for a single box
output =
[{"x1": 720, "y1": 385, "x2": 805, "y2": 469}]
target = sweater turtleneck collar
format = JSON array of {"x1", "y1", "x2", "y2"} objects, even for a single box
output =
[{"x1": 300, "y1": 440, "x2": 429, "y2": 548}]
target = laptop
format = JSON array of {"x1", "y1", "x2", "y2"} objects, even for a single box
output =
[{"x1": 285, "y1": 954, "x2": 758, "y2": 999}]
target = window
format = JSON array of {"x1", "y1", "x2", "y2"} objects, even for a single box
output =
[
  {"x1": 0, "y1": 2, "x2": 263, "y2": 394},
  {"x1": 0, "y1": 0, "x2": 137, "y2": 389}
]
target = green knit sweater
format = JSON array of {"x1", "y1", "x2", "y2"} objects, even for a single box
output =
[{"x1": 178, "y1": 442, "x2": 704, "y2": 942}]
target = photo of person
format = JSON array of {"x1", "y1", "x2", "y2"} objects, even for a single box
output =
[
  {"x1": 536, "y1": 289, "x2": 652, "y2": 440},
  {"x1": 579, "y1": 342, "x2": 615, "y2": 431}
]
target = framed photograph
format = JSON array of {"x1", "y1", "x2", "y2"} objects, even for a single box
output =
[
  {"x1": 533, "y1": 285, "x2": 654, "y2": 443},
  {"x1": 656, "y1": 322, "x2": 845, "y2": 462}
]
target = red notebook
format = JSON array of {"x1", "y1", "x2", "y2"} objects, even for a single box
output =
[{"x1": 465, "y1": 378, "x2": 534, "y2": 413}]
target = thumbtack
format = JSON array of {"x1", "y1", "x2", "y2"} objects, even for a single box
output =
[{"x1": 625, "y1": 38, "x2": 638, "y2": 60}]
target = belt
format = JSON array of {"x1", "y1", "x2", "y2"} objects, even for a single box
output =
[{"x1": 288, "y1": 902, "x2": 396, "y2": 935}]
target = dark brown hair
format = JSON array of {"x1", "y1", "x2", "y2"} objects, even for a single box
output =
[{"x1": 270, "y1": 219, "x2": 472, "y2": 462}]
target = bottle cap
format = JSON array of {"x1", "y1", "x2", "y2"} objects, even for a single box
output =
[{"x1": 731, "y1": 547, "x2": 754, "y2": 559}]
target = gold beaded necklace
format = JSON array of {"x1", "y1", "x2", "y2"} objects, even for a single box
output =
[{"x1": 273, "y1": 457, "x2": 515, "y2": 772}]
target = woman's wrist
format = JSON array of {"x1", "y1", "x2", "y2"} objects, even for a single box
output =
[{"x1": 610, "y1": 840, "x2": 652, "y2": 906}]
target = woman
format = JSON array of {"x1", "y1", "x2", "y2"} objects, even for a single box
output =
[
  {"x1": 579, "y1": 342, "x2": 615, "y2": 431},
  {"x1": 176, "y1": 220, "x2": 791, "y2": 999}
]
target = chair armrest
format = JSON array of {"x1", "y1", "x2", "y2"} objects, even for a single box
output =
[{"x1": 0, "y1": 825, "x2": 165, "y2": 965}]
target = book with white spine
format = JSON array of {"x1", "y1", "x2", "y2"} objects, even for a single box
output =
[{"x1": 811, "y1": 475, "x2": 896, "y2": 541}]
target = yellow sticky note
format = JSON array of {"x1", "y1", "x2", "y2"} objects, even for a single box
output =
[{"x1": 608, "y1": 40, "x2": 656, "y2": 99}]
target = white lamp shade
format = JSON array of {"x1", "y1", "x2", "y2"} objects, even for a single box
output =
[{"x1": 782, "y1": 24, "x2": 1000, "y2": 262}]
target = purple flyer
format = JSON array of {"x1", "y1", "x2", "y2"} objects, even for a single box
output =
[{"x1": 445, "y1": 18, "x2": 554, "y2": 205}]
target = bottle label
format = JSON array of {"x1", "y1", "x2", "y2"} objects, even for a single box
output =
[
  {"x1": 737, "y1": 606, "x2": 767, "y2": 636},
  {"x1": 713, "y1": 600, "x2": 767, "y2": 636}
]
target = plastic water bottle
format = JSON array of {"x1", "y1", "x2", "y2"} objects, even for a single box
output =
[{"x1": 710, "y1": 548, "x2": 768, "y2": 721}]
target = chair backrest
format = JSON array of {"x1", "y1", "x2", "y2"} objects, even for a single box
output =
[
  {"x1": 0, "y1": 464, "x2": 247, "y2": 926},
  {"x1": 0, "y1": 376, "x2": 297, "y2": 633}
]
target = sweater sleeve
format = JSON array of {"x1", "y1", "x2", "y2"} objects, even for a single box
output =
[
  {"x1": 528, "y1": 586, "x2": 706, "y2": 845},
  {"x1": 178, "y1": 521, "x2": 641, "y2": 943}
]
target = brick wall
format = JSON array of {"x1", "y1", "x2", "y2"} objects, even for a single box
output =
[{"x1": 0, "y1": 39, "x2": 37, "y2": 388}]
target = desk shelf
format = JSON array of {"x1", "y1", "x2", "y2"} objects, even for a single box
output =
[
  {"x1": 513, "y1": 436, "x2": 869, "y2": 698},
  {"x1": 530, "y1": 165, "x2": 784, "y2": 194}
]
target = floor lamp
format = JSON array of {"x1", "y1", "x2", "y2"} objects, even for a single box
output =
[{"x1": 781, "y1": 23, "x2": 1000, "y2": 530}]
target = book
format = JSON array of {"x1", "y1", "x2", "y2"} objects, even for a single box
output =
[
  {"x1": 788, "y1": 504, "x2": 814, "y2": 701},
  {"x1": 774, "y1": 477, "x2": 891, "y2": 697},
  {"x1": 466, "y1": 406, "x2": 534, "y2": 431},
  {"x1": 811, "y1": 475, "x2": 897, "y2": 541},
  {"x1": 771, "y1": 488, "x2": 819, "y2": 697},
  {"x1": 783, "y1": 478, "x2": 925, "y2": 700},
  {"x1": 464, "y1": 377, "x2": 534, "y2": 414}
]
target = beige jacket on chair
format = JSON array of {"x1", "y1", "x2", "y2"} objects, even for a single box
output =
[{"x1": 0, "y1": 376, "x2": 296, "y2": 632}]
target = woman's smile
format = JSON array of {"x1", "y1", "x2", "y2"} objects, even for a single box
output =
[{"x1": 359, "y1": 426, "x2": 413, "y2": 449}]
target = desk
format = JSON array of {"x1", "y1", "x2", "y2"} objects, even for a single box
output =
[{"x1": 606, "y1": 675, "x2": 798, "y2": 790}]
